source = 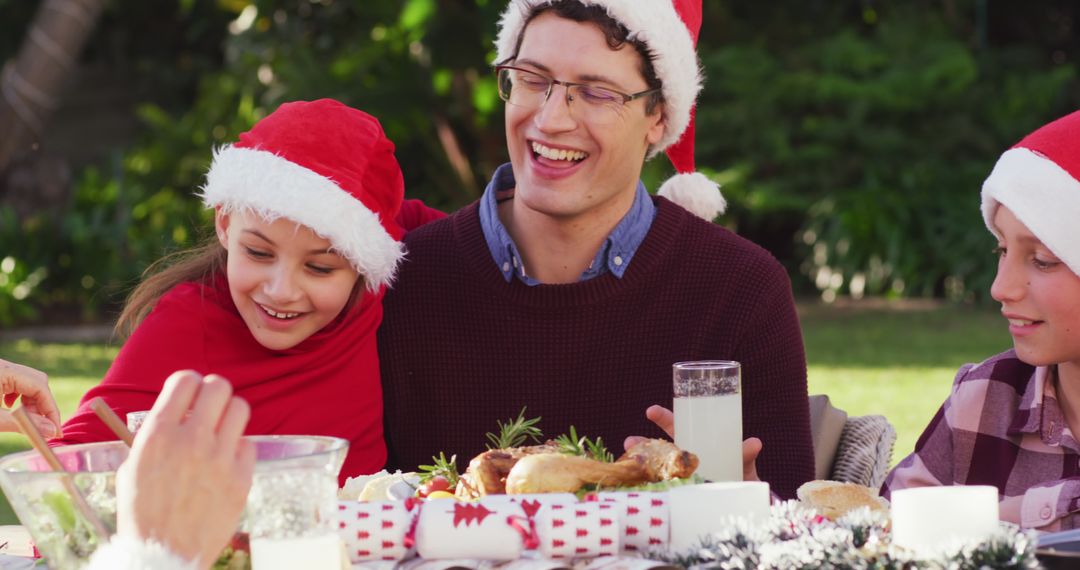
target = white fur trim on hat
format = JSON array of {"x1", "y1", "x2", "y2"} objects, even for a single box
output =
[
  {"x1": 200, "y1": 146, "x2": 405, "y2": 292},
  {"x1": 981, "y1": 147, "x2": 1080, "y2": 276},
  {"x1": 658, "y1": 171, "x2": 725, "y2": 220},
  {"x1": 495, "y1": 0, "x2": 701, "y2": 159},
  {"x1": 86, "y1": 536, "x2": 197, "y2": 570}
]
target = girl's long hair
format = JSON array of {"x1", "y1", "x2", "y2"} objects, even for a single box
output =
[{"x1": 113, "y1": 237, "x2": 226, "y2": 340}]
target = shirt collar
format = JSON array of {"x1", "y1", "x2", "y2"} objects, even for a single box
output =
[
  {"x1": 479, "y1": 164, "x2": 523, "y2": 282},
  {"x1": 478, "y1": 162, "x2": 656, "y2": 285},
  {"x1": 1010, "y1": 365, "x2": 1080, "y2": 450}
]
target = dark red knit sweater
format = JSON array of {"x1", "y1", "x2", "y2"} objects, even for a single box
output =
[{"x1": 378, "y1": 197, "x2": 813, "y2": 499}]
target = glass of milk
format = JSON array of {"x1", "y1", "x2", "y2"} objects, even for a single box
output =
[
  {"x1": 673, "y1": 361, "x2": 742, "y2": 482},
  {"x1": 243, "y1": 435, "x2": 348, "y2": 569}
]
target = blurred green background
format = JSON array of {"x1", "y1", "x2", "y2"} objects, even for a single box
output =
[{"x1": 1, "y1": 0, "x2": 1078, "y2": 326}]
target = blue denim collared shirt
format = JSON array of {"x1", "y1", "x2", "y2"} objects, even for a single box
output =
[{"x1": 479, "y1": 163, "x2": 657, "y2": 285}]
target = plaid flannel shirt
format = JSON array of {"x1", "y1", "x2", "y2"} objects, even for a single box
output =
[{"x1": 883, "y1": 350, "x2": 1080, "y2": 531}]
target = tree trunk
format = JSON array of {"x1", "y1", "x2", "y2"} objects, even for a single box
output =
[{"x1": 0, "y1": 0, "x2": 107, "y2": 175}]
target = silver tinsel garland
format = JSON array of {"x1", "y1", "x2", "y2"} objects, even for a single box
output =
[{"x1": 645, "y1": 501, "x2": 1039, "y2": 570}]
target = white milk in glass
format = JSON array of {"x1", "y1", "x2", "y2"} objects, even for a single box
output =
[{"x1": 674, "y1": 392, "x2": 742, "y2": 482}]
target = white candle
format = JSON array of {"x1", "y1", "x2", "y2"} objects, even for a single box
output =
[
  {"x1": 668, "y1": 481, "x2": 770, "y2": 552},
  {"x1": 891, "y1": 485, "x2": 999, "y2": 556},
  {"x1": 250, "y1": 534, "x2": 344, "y2": 569}
]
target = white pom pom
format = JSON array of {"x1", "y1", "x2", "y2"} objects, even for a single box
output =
[{"x1": 657, "y1": 171, "x2": 726, "y2": 221}]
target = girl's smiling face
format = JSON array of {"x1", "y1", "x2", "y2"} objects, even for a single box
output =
[
  {"x1": 990, "y1": 205, "x2": 1080, "y2": 368},
  {"x1": 216, "y1": 209, "x2": 360, "y2": 351}
]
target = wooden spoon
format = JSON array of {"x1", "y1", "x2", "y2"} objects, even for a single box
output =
[
  {"x1": 89, "y1": 397, "x2": 134, "y2": 447},
  {"x1": 13, "y1": 407, "x2": 111, "y2": 539}
]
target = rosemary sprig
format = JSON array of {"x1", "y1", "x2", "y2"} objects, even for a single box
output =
[
  {"x1": 555, "y1": 425, "x2": 585, "y2": 456},
  {"x1": 417, "y1": 451, "x2": 460, "y2": 487},
  {"x1": 585, "y1": 435, "x2": 615, "y2": 463},
  {"x1": 555, "y1": 425, "x2": 614, "y2": 463},
  {"x1": 485, "y1": 406, "x2": 543, "y2": 449}
]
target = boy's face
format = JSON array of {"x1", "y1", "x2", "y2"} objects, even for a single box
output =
[
  {"x1": 990, "y1": 205, "x2": 1080, "y2": 368},
  {"x1": 216, "y1": 209, "x2": 360, "y2": 351},
  {"x1": 504, "y1": 11, "x2": 665, "y2": 225}
]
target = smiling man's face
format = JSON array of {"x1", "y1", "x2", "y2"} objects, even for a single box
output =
[{"x1": 504, "y1": 11, "x2": 665, "y2": 225}]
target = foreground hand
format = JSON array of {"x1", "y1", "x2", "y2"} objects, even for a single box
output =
[
  {"x1": 625, "y1": 404, "x2": 763, "y2": 482},
  {"x1": 0, "y1": 358, "x2": 62, "y2": 437},
  {"x1": 116, "y1": 370, "x2": 255, "y2": 569}
]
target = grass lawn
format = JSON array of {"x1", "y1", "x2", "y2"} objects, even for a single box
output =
[
  {"x1": 0, "y1": 302, "x2": 1011, "y2": 525},
  {"x1": 801, "y1": 302, "x2": 1010, "y2": 468}
]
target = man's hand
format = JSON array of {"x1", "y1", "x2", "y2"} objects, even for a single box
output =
[
  {"x1": 645, "y1": 404, "x2": 674, "y2": 438},
  {"x1": 741, "y1": 436, "x2": 762, "y2": 482},
  {"x1": 0, "y1": 358, "x2": 61, "y2": 437},
  {"x1": 625, "y1": 404, "x2": 763, "y2": 482},
  {"x1": 116, "y1": 370, "x2": 255, "y2": 568}
]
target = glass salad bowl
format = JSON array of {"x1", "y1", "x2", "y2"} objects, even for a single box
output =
[{"x1": 0, "y1": 435, "x2": 347, "y2": 569}]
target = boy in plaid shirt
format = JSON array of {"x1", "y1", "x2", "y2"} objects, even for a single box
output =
[{"x1": 884, "y1": 109, "x2": 1080, "y2": 531}]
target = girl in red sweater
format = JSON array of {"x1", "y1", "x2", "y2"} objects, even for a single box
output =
[{"x1": 43, "y1": 99, "x2": 420, "y2": 482}]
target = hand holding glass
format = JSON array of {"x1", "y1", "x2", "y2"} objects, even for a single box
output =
[{"x1": 673, "y1": 361, "x2": 742, "y2": 482}]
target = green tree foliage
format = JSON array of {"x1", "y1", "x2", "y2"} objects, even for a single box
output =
[
  {"x1": 694, "y1": 2, "x2": 1077, "y2": 300},
  {"x1": 0, "y1": 0, "x2": 1077, "y2": 325}
]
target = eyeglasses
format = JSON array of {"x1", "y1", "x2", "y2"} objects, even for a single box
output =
[{"x1": 495, "y1": 65, "x2": 660, "y2": 124}]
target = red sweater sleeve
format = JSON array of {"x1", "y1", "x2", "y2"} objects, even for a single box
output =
[
  {"x1": 396, "y1": 199, "x2": 446, "y2": 232},
  {"x1": 52, "y1": 291, "x2": 207, "y2": 446},
  {"x1": 736, "y1": 261, "x2": 814, "y2": 499}
]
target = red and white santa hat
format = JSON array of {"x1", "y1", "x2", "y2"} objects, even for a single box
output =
[
  {"x1": 200, "y1": 98, "x2": 406, "y2": 291},
  {"x1": 495, "y1": 0, "x2": 726, "y2": 221},
  {"x1": 981, "y1": 109, "x2": 1080, "y2": 276}
]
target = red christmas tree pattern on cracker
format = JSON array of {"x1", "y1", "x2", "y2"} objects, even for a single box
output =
[
  {"x1": 452, "y1": 503, "x2": 495, "y2": 528},
  {"x1": 520, "y1": 499, "x2": 543, "y2": 518}
]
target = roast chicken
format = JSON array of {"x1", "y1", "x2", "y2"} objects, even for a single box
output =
[
  {"x1": 456, "y1": 438, "x2": 698, "y2": 497},
  {"x1": 617, "y1": 437, "x2": 701, "y2": 481},
  {"x1": 455, "y1": 442, "x2": 561, "y2": 499}
]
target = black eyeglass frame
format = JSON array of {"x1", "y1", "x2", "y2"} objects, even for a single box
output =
[{"x1": 494, "y1": 65, "x2": 661, "y2": 107}]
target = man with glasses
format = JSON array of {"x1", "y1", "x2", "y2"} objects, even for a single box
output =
[{"x1": 378, "y1": 0, "x2": 813, "y2": 499}]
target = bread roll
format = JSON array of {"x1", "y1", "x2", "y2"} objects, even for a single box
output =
[{"x1": 796, "y1": 480, "x2": 888, "y2": 520}]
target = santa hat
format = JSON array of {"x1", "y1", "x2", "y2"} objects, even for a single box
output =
[
  {"x1": 495, "y1": 0, "x2": 726, "y2": 221},
  {"x1": 981, "y1": 109, "x2": 1080, "y2": 276},
  {"x1": 200, "y1": 99, "x2": 406, "y2": 292}
]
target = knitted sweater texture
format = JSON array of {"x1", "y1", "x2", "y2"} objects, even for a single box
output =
[{"x1": 378, "y1": 197, "x2": 813, "y2": 499}]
